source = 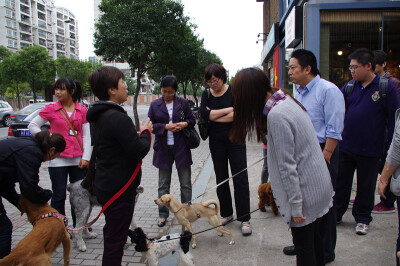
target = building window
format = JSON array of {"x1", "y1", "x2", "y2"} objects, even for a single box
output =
[
  {"x1": 6, "y1": 9, "x2": 16, "y2": 19},
  {"x1": 20, "y1": 42, "x2": 30, "y2": 49},
  {"x1": 21, "y1": 14, "x2": 30, "y2": 24},
  {"x1": 57, "y1": 28, "x2": 64, "y2": 35},
  {"x1": 320, "y1": 9, "x2": 400, "y2": 88},
  {"x1": 57, "y1": 51, "x2": 65, "y2": 57},
  {"x1": 5, "y1": 0, "x2": 15, "y2": 9},
  {"x1": 7, "y1": 39, "x2": 13, "y2": 47},
  {"x1": 20, "y1": 4, "x2": 30, "y2": 14},
  {"x1": 7, "y1": 29, "x2": 17, "y2": 38},
  {"x1": 6, "y1": 20, "x2": 16, "y2": 29},
  {"x1": 57, "y1": 12, "x2": 63, "y2": 19},
  {"x1": 19, "y1": 24, "x2": 31, "y2": 33},
  {"x1": 37, "y1": 3, "x2": 45, "y2": 12},
  {"x1": 56, "y1": 35, "x2": 65, "y2": 42},
  {"x1": 20, "y1": 33, "x2": 32, "y2": 42},
  {"x1": 38, "y1": 20, "x2": 46, "y2": 30},
  {"x1": 39, "y1": 38, "x2": 46, "y2": 46},
  {"x1": 38, "y1": 12, "x2": 46, "y2": 21},
  {"x1": 38, "y1": 29, "x2": 46, "y2": 38},
  {"x1": 20, "y1": 0, "x2": 28, "y2": 5}
]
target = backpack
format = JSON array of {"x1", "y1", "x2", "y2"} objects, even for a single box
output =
[{"x1": 344, "y1": 76, "x2": 389, "y2": 173}]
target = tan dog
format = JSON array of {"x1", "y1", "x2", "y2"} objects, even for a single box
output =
[
  {"x1": 155, "y1": 194, "x2": 234, "y2": 248},
  {"x1": 258, "y1": 182, "x2": 279, "y2": 215},
  {"x1": 0, "y1": 195, "x2": 71, "y2": 266}
]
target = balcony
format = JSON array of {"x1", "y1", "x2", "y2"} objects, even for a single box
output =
[
  {"x1": 20, "y1": 42, "x2": 31, "y2": 49},
  {"x1": 39, "y1": 38, "x2": 46, "y2": 46},
  {"x1": 57, "y1": 51, "x2": 65, "y2": 57},
  {"x1": 37, "y1": 3, "x2": 45, "y2": 12},
  {"x1": 20, "y1": 0, "x2": 29, "y2": 5},
  {"x1": 38, "y1": 12, "x2": 46, "y2": 21},
  {"x1": 19, "y1": 24, "x2": 31, "y2": 33},
  {"x1": 56, "y1": 35, "x2": 65, "y2": 43},
  {"x1": 20, "y1": 5, "x2": 30, "y2": 15},
  {"x1": 20, "y1": 33, "x2": 32, "y2": 42},
  {"x1": 69, "y1": 25, "x2": 75, "y2": 33},
  {"x1": 56, "y1": 44, "x2": 65, "y2": 51},
  {"x1": 38, "y1": 21, "x2": 46, "y2": 30},
  {"x1": 70, "y1": 40, "x2": 75, "y2": 47},
  {"x1": 38, "y1": 29, "x2": 46, "y2": 38},
  {"x1": 20, "y1": 14, "x2": 31, "y2": 24},
  {"x1": 57, "y1": 12, "x2": 63, "y2": 19},
  {"x1": 70, "y1": 33, "x2": 75, "y2": 40},
  {"x1": 57, "y1": 28, "x2": 64, "y2": 35}
]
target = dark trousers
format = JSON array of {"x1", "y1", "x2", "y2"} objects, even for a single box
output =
[
  {"x1": 0, "y1": 198, "x2": 12, "y2": 259},
  {"x1": 209, "y1": 135, "x2": 250, "y2": 222},
  {"x1": 49, "y1": 166, "x2": 85, "y2": 227},
  {"x1": 336, "y1": 150, "x2": 380, "y2": 224},
  {"x1": 158, "y1": 145, "x2": 192, "y2": 218},
  {"x1": 102, "y1": 200, "x2": 135, "y2": 266},
  {"x1": 291, "y1": 218, "x2": 325, "y2": 266},
  {"x1": 319, "y1": 143, "x2": 338, "y2": 262}
]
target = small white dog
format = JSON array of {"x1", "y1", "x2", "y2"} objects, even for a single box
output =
[{"x1": 128, "y1": 227, "x2": 195, "y2": 266}]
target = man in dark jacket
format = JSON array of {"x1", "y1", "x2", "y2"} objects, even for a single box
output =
[
  {"x1": 0, "y1": 132, "x2": 65, "y2": 258},
  {"x1": 87, "y1": 66, "x2": 152, "y2": 266}
]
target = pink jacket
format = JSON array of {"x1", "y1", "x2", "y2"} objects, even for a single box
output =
[{"x1": 39, "y1": 101, "x2": 88, "y2": 158}]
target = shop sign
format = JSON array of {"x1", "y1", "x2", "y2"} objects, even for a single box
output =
[
  {"x1": 285, "y1": 6, "x2": 303, "y2": 48},
  {"x1": 261, "y1": 23, "x2": 279, "y2": 62}
]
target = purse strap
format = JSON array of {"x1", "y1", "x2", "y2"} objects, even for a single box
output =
[
  {"x1": 59, "y1": 109, "x2": 83, "y2": 152},
  {"x1": 179, "y1": 97, "x2": 186, "y2": 122}
]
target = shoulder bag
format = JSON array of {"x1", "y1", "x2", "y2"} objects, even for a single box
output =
[
  {"x1": 197, "y1": 89, "x2": 210, "y2": 140},
  {"x1": 179, "y1": 98, "x2": 200, "y2": 149}
]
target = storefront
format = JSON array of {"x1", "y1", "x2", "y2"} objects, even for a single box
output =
[{"x1": 265, "y1": 0, "x2": 400, "y2": 90}]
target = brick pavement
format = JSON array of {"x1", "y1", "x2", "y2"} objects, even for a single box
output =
[{"x1": 3, "y1": 136, "x2": 211, "y2": 265}]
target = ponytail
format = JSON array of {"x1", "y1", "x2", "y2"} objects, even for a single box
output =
[
  {"x1": 35, "y1": 131, "x2": 66, "y2": 154},
  {"x1": 55, "y1": 77, "x2": 83, "y2": 102}
]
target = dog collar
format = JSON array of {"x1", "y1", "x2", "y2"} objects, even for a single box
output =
[{"x1": 32, "y1": 212, "x2": 68, "y2": 227}]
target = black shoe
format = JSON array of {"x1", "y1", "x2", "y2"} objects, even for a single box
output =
[
  {"x1": 157, "y1": 219, "x2": 167, "y2": 227},
  {"x1": 283, "y1": 245, "x2": 296, "y2": 256}
]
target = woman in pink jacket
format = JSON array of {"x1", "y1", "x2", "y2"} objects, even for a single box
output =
[{"x1": 28, "y1": 78, "x2": 90, "y2": 227}]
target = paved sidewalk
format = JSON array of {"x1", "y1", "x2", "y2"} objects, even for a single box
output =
[{"x1": 4, "y1": 140, "x2": 400, "y2": 265}]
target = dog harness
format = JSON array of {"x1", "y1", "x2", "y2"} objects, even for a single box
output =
[
  {"x1": 188, "y1": 202, "x2": 200, "y2": 218},
  {"x1": 32, "y1": 212, "x2": 69, "y2": 227}
]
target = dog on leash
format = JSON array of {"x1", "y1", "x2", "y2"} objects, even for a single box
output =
[
  {"x1": 128, "y1": 227, "x2": 195, "y2": 266},
  {"x1": 0, "y1": 195, "x2": 71, "y2": 266},
  {"x1": 258, "y1": 182, "x2": 278, "y2": 215},
  {"x1": 154, "y1": 194, "x2": 234, "y2": 248},
  {"x1": 67, "y1": 181, "x2": 141, "y2": 251}
]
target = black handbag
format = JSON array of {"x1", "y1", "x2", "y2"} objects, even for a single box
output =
[
  {"x1": 179, "y1": 98, "x2": 200, "y2": 149},
  {"x1": 197, "y1": 89, "x2": 210, "y2": 140}
]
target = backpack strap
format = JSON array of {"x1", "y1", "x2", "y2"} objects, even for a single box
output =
[
  {"x1": 344, "y1": 80, "x2": 355, "y2": 111},
  {"x1": 379, "y1": 76, "x2": 389, "y2": 142}
]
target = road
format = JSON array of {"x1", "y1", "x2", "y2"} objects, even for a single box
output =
[{"x1": 0, "y1": 104, "x2": 150, "y2": 140}]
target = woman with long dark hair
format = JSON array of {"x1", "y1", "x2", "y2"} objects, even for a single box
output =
[
  {"x1": 0, "y1": 131, "x2": 66, "y2": 259},
  {"x1": 199, "y1": 64, "x2": 252, "y2": 235},
  {"x1": 28, "y1": 77, "x2": 90, "y2": 227},
  {"x1": 230, "y1": 68, "x2": 333, "y2": 266}
]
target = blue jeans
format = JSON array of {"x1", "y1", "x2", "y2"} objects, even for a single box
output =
[
  {"x1": 48, "y1": 166, "x2": 85, "y2": 227},
  {"x1": 158, "y1": 145, "x2": 192, "y2": 219},
  {"x1": 0, "y1": 198, "x2": 12, "y2": 259}
]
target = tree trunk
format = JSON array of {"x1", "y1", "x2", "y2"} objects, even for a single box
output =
[
  {"x1": 16, "y1": 83, "x2": 20, "y2": 109},
  {"x1": 182, "y1": 81, "x2": 187, "y2": 99},
  {"x1": 193, "y1": 85, "x2": 198, "y2": 107},
  {"x1": 32, "y1": 79, "x2": 36, "y2": 103},
  {"x1": 133, "y1": 72, "x2": 142, "y2": 131}
]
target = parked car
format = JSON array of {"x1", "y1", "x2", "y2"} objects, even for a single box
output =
[
  {"x1": 9, "y1": 102, "x2": 51, "y2": 124},
  {"x1": 0, "y1": 100, "x2": 14, "y2": 127},
  {"x1": 8, "y1": 109, "x2": 50, "y2": 138}
]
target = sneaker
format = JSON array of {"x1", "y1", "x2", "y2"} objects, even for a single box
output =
[
  {"x1": 241, "y1": 221, "x2": 252, "y2": 236},
  {"x1": 355, "y1": 223, "x2": 368, "y2": 235},
  {"x1": 372, "y1": 202, "x2": 395, "y2": 214}
]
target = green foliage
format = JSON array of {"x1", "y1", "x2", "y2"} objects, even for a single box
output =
[
  {"x1": 0, "y1": 45, "x2": 12, "y2": 61},
  {"x1": 152, "y1": 84, "x2": 161, "y2": 96},
  {"x1": 94, "y1": 0, "x2": 191, "y2": 129},
  {"x1": 56, "y1": 56, "x2": 101, "y2": 92},
  {"x1": 18, "y1": 46, "x2": 56, "y2": 101},
  {"x1": 126, "y1": 78, "x2": 136, "y2": 95}
]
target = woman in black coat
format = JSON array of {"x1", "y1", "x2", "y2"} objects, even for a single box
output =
[{"x1": 0, "y1": 131, "x2": 66, "y2": 259}]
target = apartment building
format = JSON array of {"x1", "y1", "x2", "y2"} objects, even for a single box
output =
[{"x1": 0, "y1": 0, "x2": 79, "y2": 59}]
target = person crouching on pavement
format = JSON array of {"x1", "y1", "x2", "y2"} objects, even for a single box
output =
[
  {"x1": 0, "y1": 131, "x2": 66, "y2": 259},
  {"x1": 87, "y1": 66, "x2": 153, "y2": 265},
  {"x1": 230, "y1": 67, "x2": 333, "y2": 266}
]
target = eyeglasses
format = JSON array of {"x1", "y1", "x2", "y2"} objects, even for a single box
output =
[
  {"x1": 161, "y1": 90, "x2": 175, "y2": 96},
  {"x1": 348, "y1": 65, "x2": 363, "y2": 71},
  {"x1": 207, "y1": 78, "x2": 220, "y2": 85}
]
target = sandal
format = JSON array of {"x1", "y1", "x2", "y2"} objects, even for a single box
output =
[
  {"x1": 241, "y1": 221, "x2": 252, "y2": 236},
  {"x1": 157, "y1": 218, "x2": 167, "y2": 227},
  {"x1": 221, "y1": 216, "x2": 233, "y2": 226}
]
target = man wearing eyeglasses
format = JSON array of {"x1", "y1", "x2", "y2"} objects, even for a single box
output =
[{"x1": 336, "y1": 48, "x2": 400, "y2": 235}]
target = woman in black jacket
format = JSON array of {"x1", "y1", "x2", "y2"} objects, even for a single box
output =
[
  {"x1": 0, "y1": 131, "x2": 66, "y2": 259},
  {"x1": 87, "y1": 66, "x2": 153, "y2": 265}
]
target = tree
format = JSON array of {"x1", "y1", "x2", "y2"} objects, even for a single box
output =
[
  {"x1": 126, "y1": 78, "x2": 136, "y2": 95},
  {"x1": 0, "y1": 45, "x2": 12, "y2": 96},
  {"x1": 18, "y1": 46, "x2": 56, "y2": 102},
  {"x1": 94, "y1": 0, "x2": 190, "y2": 130},
  {"x1": 56, "y1": 56, "x2": 101, "y2": 93},
  {"x1": 191, "y1": 48, "x2": 223, "y2": 106},
  {"x1": 0, "y1": 53, "x2": 25, "y2": 108}
]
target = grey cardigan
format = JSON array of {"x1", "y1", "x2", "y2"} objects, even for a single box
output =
[
  {"x1": 387, "y1": 109, "x2": 400, "y2": 167},
  {"x1": 267, "y1": 97, "x2": 334, "y2": 227}
]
